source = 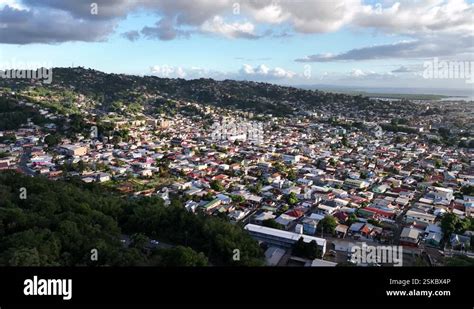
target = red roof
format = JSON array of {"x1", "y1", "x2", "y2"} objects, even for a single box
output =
[
  {"x1": 334, "y1": 211, "x2": 348, "y2": 221},
  {"x1": 285, "y1": 209, "x2": 304, "y2": 218},
  {"x1": 364, "y1": 207, "x2": 395, "y2": 218}
]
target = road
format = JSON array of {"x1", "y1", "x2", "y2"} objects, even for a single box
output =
[{"x1": 18, "y1": 150, "x2": 36, "y2": 176}]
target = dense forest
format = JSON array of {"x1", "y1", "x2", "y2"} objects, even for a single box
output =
[
  {"x1": 0, "y1": 96, "x2": 47, "y2": 130},
  {"x1": 0, "y1": 171, "x2": 264, "y2": 266}
]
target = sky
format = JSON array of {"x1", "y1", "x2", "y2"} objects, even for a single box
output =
[{"x1": 0, "y1": 0, "x2": 473, "y2": 93}]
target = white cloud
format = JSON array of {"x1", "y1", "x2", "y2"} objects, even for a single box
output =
[
  {"x1": 149, "y1": 63, "x2": 296, "y2": 81},
  {"x1": 355, "y1": 0, "x2": 474, "y2": 36},
  {"x1": 0, "y1": 0, "x2": 24, "y2": 10},
  {"x1": 201, "y1": 16, "x2": 257, "y2": 39},
  {"x1": 150, "y1": 65, "x2": 187, "y2": 78},
  {"x1": 239, "y1": 64, "x2": 296, "y2": 79}
]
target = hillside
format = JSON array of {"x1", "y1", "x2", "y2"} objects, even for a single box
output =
[{"x1": 0, "y1": 67, "x2": 424, "y2": 119}]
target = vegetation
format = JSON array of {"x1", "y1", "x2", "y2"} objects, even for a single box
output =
[
  {"x1": 262, "y1": 219, "x2": 283, "y2": 230},
  {"x1": 292, "y1": 238, "x2": 322, "y2": 260},
  {"x1": 443, "y1": 255, "x2": 474, "y2": 266},
  {"x1": 440, "y1": 212, "x2": 473, "y2": 239},
  {"x1": 0, "y1": 96, "x2": 46, "y2": 130},
  {"x1": 318, "y1": 216, "x2": 338, "y2": 235},
  {"x1": 0, "y1": 171, "x2": 263, "y2": 266}
]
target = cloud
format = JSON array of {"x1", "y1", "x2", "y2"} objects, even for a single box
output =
[
  {"x1": 295, "y1": 0, "x2": 474, "y2": 62},
  {"x1": 0, "y1": 0, "x2": 24, "y2": 10},
  {"x1": 0, "y1": 5, "x2": 115, "y2": 44},
  {"x1": 150, "y1": 65, "x2": 187, "y2": 78},
  {"x1": 1, "y1": 0, "x2": 472, "y2": 66},
  {"x1": 295, "y1": 36, "x2": 474, "y2": 62},
  {"x1": 391, "y1": 66, "x2": 420, "y2": 73},
  {"x1": 354, "y1": 0, "x2": 474, "y2": 36},
  {"x1": 347, "y1": 69, "x2": 394, "y2": 80},
  {"x1": 201, "y1": 16, "x2": 258, "y2": 39},
  {"x1": 148, "y1": 63, "x2": 296, "y2": 81},
  {"x1": 141, "y1": 18, "x2": 191, "y2": 41},
  {"x1": 238, "y1": 64, "x2": 296, "y2": 80},
  {"x1": 244, "y1": 0, "x2": 362, "y2": 33},
  {"x1": 121, "y1": 30, "x2": 140, "y2": 42}
]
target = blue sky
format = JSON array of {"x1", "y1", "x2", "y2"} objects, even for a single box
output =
[{"x1": 0, "y1": 0, "x2": 473, "y2": 92}]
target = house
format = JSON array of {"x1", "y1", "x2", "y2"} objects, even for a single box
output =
[
  {"x1": 335, "y1": 224, "x2": 348, "y2": 238},
  {"x1": 425, "y1": 232, "x2": 442, "y2": 247},
  {"x1": 348, "y1": 222, "x2": 372, "y2": 238},
  {"x1": 404, "y1": 210, "x2": 436, "y2": 226},
  {"x1": 184, "y1": 200, "x2": 199, "y2": 213},
  {"x1": 61, "y1": 145, "x2": 88, "y2": 157},
  {"x1": 275, "y1": 214, "x2": 297, "y2": 230},
  {"x1": 432, "y1": 187, "x2": 454, "y2": 203},
  {"x1": 316, "y1": 204, "x2": 338, "y2": 215},
  {"x1": 449, "y1": 234, "x2": 471, "y2": 251},
  {"x1": 344, "y1": 178, "x2": 369, "y2": 189},
  {"x1": 202, "y1": 199, "x2": 222, "y2": 212},
  {"x1": 228, "y1": 210, "x2": 247, "y2": 221},
  {"x1": 282, "y1": 154, "x2": 300, "y2": 164},
  {"x1": 253, "y1": 211, "x2": 276, "y2": 224},
  {"x1": 302, "y1": 217, "x2": 319, "y2": 235},
  {"x1": 216, "y1": 194, "x2": 232, "y2": 204},
  {"x1": 264, "y1": 246, "x2": 286, "y2": 266},
  {"x1": 400, "y1": 227, "x2": 422, "y2": 247},
  {"x1": 244, "y1": 224, "x2": 327, "y2": 254},
  {"x1": 97, "y1": 173, "x2": 111, "y2": 182}
]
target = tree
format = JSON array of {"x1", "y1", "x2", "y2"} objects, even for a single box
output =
[
  {"x1": 230, "y1": 194, "x2": 245, "y2": 204},
  {"x1": 318, "y1": 216, "x2": 338, "y2": 235},
  {"x1": 130, "y1": 233, "x2": 150, "y2": 250},
  {"x1": 0, "y1": 171, "x2": 265, "y2": 266},
  {"x1": 440, "y1": 213, "x2": 458, "y2": 238},
  {"x1": 153, "y1": 246, "x2": 208, "y2": 266},
  {"x1": 287, "y1": 192, "x2": 298, "y2": 206},
  {"x1": 249, "y1": 182, "x2": 262, "y2": 194},
  {"x1": 210, "y1": 180, "x2": 224, "y2": 192},
  {"x1": 461, "y1": 186, "x2": 474, "y2": 196},
  {"x1": 440, "y1": 213, "x2": 472, "y2": 239},
  {"x1": 8, "y1": 248, "x2": 41, "y2": 266},
  {"x1": 262, "y1": 219, "x2": 283, "y2": 230},
  {"x1": 347, "y1": 213, "x2": 358, "y2": 226},
  {"x1": 287, "y1": 169, "x2": 297, "y2": 181},
  {"x1": 44, "y1": 134, "x2": 61, "y2": 147},
  {"x1": 341, "y1": 136, "x2": 349, "y2": 147},
  {"x1": 292, "y1": 238, "x2": 321, "y2": 260}
]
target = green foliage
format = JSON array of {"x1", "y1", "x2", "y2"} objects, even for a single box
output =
[
  {"x1": 318, "y1": 216, "x2": 338, "y2": 234},
  {"x1": 440, "y1": 212, "x2": 473, "y2": 238},
  {"x1": 286, "y1": 192, "x2": 298, "y2": 205},
  {"x1": 0, "y1": 171, "x2": 125, "y2": 266},
  {"x1": 262, "y1": 219, "x2": 283, "y2": 230},
  {"x1": 0, "y1": 171, "x2": 264, "y2": 266},
  {"x1": 347, "y1": 214, "x2": 358, "y2": 226},
  {"x1": 120, "y1": 197, "x2": 264, "y2": 266},
  {"x1": 286, "y1": 169, "x2": 297, "y2": 181},
  {"x1": 230, "y1": 194, "x2": 245, "y2": 204},
  {"x1": 44, "y1": 134, "x2": 61, "y2": 147},
  {"x1": 443, "y1": 255, "x2": 474, "y2": 266},
  {"x1": 210, "y1": 180, "x2": 225, "y2": 192},
  {"x1": 461, "y1": 186, "x2": 474, "y2": 196},
  {"x1": 0, "y1": 97, "x2": 46, "y2": 130},
  {"x1": 292, "y1": 238, "x2": 322, "y2": 260},
  {"x1": 152, "y1": 246, "x2": 208, "y2": 266}
]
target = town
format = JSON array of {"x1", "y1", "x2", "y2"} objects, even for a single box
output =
[{"x1": 1, "y1": 77, "x2": 473, "y2": 267}]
